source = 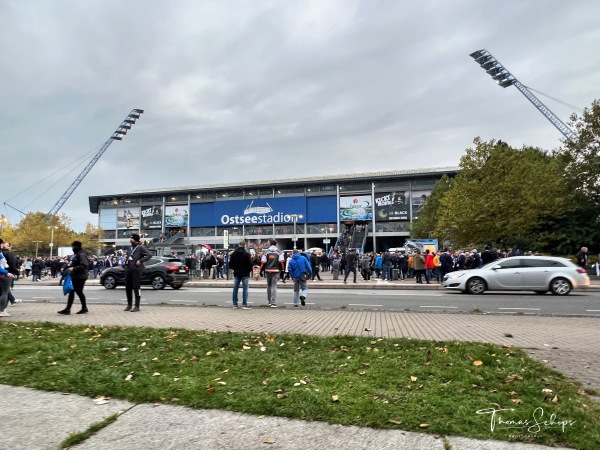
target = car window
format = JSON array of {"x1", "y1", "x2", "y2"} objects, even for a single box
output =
[
  {"x1": 147, "y1": 258, "x2": 161, "y2": 266},
  {"x1": 496, "y1": 258, "x2": 522, "y2": 269},
  {"x1": 520, "y1": 259, "x2": 566, "y2": 268}
]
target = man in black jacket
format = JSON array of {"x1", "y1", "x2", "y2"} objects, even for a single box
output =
[
  {"x1": 228, "y1": 240, "x2": 253, "y2": 309},
  {"x1": 124, "y1": 233, "x2": 152, "y2": 312},
  {"x1": 0, "y1": 241, "x2": 21, "y2": 306},
  {"x1": 343, "y1": 249, "x2": 358, "y2": 284}
]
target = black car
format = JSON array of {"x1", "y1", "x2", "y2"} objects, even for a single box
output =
[{"x1": 100, "y1": 257, "x2": 189, "y2": 290}]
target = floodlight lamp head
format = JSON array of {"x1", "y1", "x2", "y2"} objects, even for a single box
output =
[
  {"x1": 492, "y1": 72, "x2": 509, "y2": 81},
  {"x1": 481, "y1": 61, "x2": 498, "y2": 70},
  {"x1": 498, "y1": 79, "x2": 515, "y2": 88},
  {"x1": 469, "y1": 50, "x2": 486, "y2": 59}
]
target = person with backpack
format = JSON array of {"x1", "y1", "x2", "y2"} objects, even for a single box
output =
[
  {"x1": 57, "y1": 241, "x2": 90, "y2": 315},
  {"x1": 288, "y1": 249, "x2": 312, "y2": 307},
  {"x1": 260, "y1": 239, "x2": 285, "y2": 307}
]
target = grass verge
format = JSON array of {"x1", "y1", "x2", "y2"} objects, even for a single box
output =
[
  {"x1": 1, "y1": 321, "x2": 599, "y2": 449},
  {"x1": 59, "y1": 413, "x2": 120, "y2": 449}
]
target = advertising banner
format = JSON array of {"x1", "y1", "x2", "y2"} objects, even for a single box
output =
[
  {"x1": 339, "y1": 195, "x2": 373, "y2": 221},
  {"x1": 165, "y1": 205, "x2": 189, "y2": 227},
  {"x1": 411, "y1": 190, "x2": 431, "y2": 220},
  {"x1": 374, "y1": 191, "x2": 409, "y2": 221},
  {"x1": 117, "y1": 207, "x2": 140, "y2": 229},
  {"x1": 140, "y1": 205, "x2": 163, "y2": 230}
]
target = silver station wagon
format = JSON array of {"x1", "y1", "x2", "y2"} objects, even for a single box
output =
[{"x1": 442, "y1": 256, "x2": 590, "y2": 295}]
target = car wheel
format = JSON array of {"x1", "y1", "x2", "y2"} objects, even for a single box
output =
[
  {"x1": 534, "y1": 291, "x2": 547, "y2": 295},
  {"x1": 151, "y1": 275, "x2": 166, "y2": 290},
  {"x1": 466, "y1": 277, "x2": 486, "y2": 295},
  {"x1": 103, "y1": 275, "x2": 117, "y2": 290},
  {"x1": 172, "y1": 284, "x2": 183, "y2": 290},
  {"x1": 550, "y1": 278, "x2": 571, "y2": 296}
]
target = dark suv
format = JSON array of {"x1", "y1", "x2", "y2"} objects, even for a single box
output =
[{"x1": 100, "y1": 257, "x2": 189, "y2": 290}]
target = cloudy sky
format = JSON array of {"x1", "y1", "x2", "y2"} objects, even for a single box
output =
[{"x1": 2, "y1": 1, "x2": 599, "y2": 231}]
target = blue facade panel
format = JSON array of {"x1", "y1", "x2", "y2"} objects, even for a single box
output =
[
  {"x1": 190, "y1": 203, "x2": 215, "y2": 227},
  {"x1": 306, "y1": 196, "x2": 337, "y2": 223}
]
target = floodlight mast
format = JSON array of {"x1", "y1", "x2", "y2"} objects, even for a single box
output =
[
  {"x1": 45, "y1": 109, "x2": 144, "y2": 220},
  {"x1": 469, "y1": 50, "x2": 577, "y2": 141}
]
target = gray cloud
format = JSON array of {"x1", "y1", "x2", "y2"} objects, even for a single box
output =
[{"x1": 2, "y1": 0, "x2": 599, "y2": 230}]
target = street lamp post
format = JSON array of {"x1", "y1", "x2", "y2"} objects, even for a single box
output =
[
  {"x1": 48, "y1": 226, "x2": 56, "y2": 258},
  {"x1": 285, "y1": 214, "x2": 304, "y2": 249},
  {"x1": 32, "y1": 241, "x2": 42, "y2": 259}
]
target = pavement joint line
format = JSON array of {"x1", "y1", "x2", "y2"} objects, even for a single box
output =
[
  {"x1": 420, "y1": 306, "x2": 458, "y2": 308},
  {"x1": 349, "y1": 304, "x2": 384, "y2": 307},
  {"x1": 498, "y1": 307, "x2": 541, "y2": 310}
]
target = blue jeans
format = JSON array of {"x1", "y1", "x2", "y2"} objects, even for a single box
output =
[
  {"x1": 382, "y1": 264, "x2": 391, "y2": 280},
  {"x1": 293, "y1": 279, "x2": 308, "y2": 305},
  {"x1": 232, "y1": 276, "x2": 249, "y2": 306}
]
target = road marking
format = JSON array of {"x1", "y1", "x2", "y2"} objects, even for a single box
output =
[
  {"x1": 586, "y1": 310, "x2": 600, "y2": 312},
  {"x1": 33, "y1": 297, "x2": 55, "y2": 299},
  {"x1": 349, "y1": 303, "x2": 384, "y2": 307},
  {"x1": 170, "y1": 300, "x2": 198, "y2": 302},
  {"x1": 420, "y1": 305, "x2": 458, "y2": 309},
  {"x1": 498, "y1": 307, "x2": 540, "y2": 311}
]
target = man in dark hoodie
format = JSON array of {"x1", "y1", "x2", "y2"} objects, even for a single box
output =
[{"x1": 228, "y1": 240, "x2": 253, "y2": 309}]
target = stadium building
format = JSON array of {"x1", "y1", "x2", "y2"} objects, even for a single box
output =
[{"x1": 89, "y1": 167, "x2": 457, "y2": 254}]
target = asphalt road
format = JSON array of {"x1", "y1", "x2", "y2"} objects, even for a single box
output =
[{"x1": 12, "y1": 284, "x2": 600, "y2": 317}]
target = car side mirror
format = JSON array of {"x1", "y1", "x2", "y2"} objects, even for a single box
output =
[{"x1": 491, "y1": 265, "x2": 501, "y2": 270}]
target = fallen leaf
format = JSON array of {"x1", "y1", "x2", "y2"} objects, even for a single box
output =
[
  {"x1": 70, "y1": 344, "x2": 77, "y2": 348},
  {"x1": 473, "y1": 360, "x2": 483, "y2": 366},
  {"x1": 257, "y1": 415, "x2": 266, "y2": 419},
  {"x1": 358, "y1": 371, "x2": 366, "y2": 376},
  {"x1": 504, "y1": 333, "x2": 514, "y2": 338},
  {"x1": 118, "y1": 348, "x2": 129, "y2": 352},
  {"x1": 260, "y1": 347, "x2": 267, "y2": 352},
  {"x1": 419, "y1": 423, "x2": 429, "y2": 428},
  {"x1": 511, "y1": 398, "x2": 522, "y2": 405},
  {"x1": 276, "y1": 393, "x2": 288, "y2": 399},
  {"x1": 140, "y1": 342, "x2": 147, "y2": 347},
  {"x1": 542, "y1": 389, "x2": 553, "y2": 394},
  {"x1": 331, "y1": 395, "x2": 339, "y2": 402},
  {"x1": 217, "y1": 381, "x2": 227, "y2": 386},
  {"x1": 552, "y1": 395, "x2": 559, "y2": 404},
  {"x1": 263, "y1": 438, "x2": 276, "y2": 444},
  {"x1": 243, "y1": 346, "x2": 251, "y2": 350},
  {"x1": 206, "y1": 351, "x2": 213, "y2": 356},
  {"x1": 388, "y1": 419, "x2": 403, "y2": 425},
  {"x1": 410, "y1": 376, "x2": 417, "y2": 382},
  {"x1": 152, "y1": 372, "x2": 161, "y2": 377},
  {"x1": 153, "y1": 403, "x2": 160, "y2": 407},
  {"x1": 294, "y1": 383, "x2": 301, "y2": 387},
  {"x1": 206, "y1": 387, "x2": 215, "y2": 393},
  {"x1": 125, "y1": 374, "x2": 133, "y2": 381}
]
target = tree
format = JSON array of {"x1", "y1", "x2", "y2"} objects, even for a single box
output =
[
  {"x1": 434, "y1": 138, "x2": 572, "y2": 248},
  {"x1": 561, "y1": 99, "x2": 600, "y2": 205},
  {"x1": 2, "y1": 212, "x2": 103, "y2": 257},
  {"x1": 410, "y1": 174, "x2": 453, "y2": 243}
]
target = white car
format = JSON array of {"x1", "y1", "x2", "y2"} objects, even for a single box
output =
[{"x1": 442, "y1": 256, "x2": 590, "y2": 295}]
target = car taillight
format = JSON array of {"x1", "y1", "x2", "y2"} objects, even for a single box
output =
[
  {"x1": 576, "y1": 268, "x2": 587, "y2": 274},
  {"x1": 165, "y1": 264, "x2": 180, "y2": 271}
]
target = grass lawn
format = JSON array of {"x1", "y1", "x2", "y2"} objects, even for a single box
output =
[{"x1": 1, "y1": 321, "x2": 599, "y2": 449}]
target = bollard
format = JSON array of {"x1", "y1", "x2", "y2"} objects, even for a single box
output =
[
  {"x1": 392, "y1": 269, "x2": 399, "y2": 280},
  {"x1": 332, "y1": 269, "x2": 339, "y2": 280}
]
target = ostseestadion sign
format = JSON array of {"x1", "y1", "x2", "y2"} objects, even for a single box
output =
[{"x1": 215, "y1": 197, "x2": 307, "y2": 226}]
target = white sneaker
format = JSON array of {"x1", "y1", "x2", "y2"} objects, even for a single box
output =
[
  {"x1": 11, "y1": 299, "x2": 23, "y2": 306},
  {"x1": 0, "y1": 311, "x2": 10, "y2": 317}
]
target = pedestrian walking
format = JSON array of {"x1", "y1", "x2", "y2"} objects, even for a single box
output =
[
  {"x1": 0, "y1": 251, "x2": 16, "y2": 317},
  {"x1": 288, "y1": 249, "x2": 312, "y2": 307},
  {"x1": 413, "y1": 250, "x2": 426, "y2": 284},
  {"x1": 57, "y1": 241, "x2": 90, "y2": 315},
  {"x1": 260, "y1": 239, "x2": 284, "y2": 307},
  {"x1": 229, "y1": 240, "x2": 253, "y2": 309},
  {"x1": 343, "y1": 249, "x2": 358, "y2": 284}
]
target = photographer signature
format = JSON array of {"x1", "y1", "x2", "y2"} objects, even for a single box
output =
[{"x1": 476, "y1": 407, "x2": 576, "y2": 433}]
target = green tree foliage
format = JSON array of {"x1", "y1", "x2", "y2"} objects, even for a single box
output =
[
  {"x1": 561, "y1": 99, "x2": 600, "y2": 204},
  {"x1": 434, "y1": 138, "x2": 572, "y2": 248},
  {"x1": 2, "y1": 212, "x2": 103, "y2": 257},
  {"x1": 410, "y1": 175, "x2": 453, "y2": 242}
]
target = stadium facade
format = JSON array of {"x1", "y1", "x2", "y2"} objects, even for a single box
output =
[{"x1": 89, "y1": 167, "x2": 458, "y2": 254}]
